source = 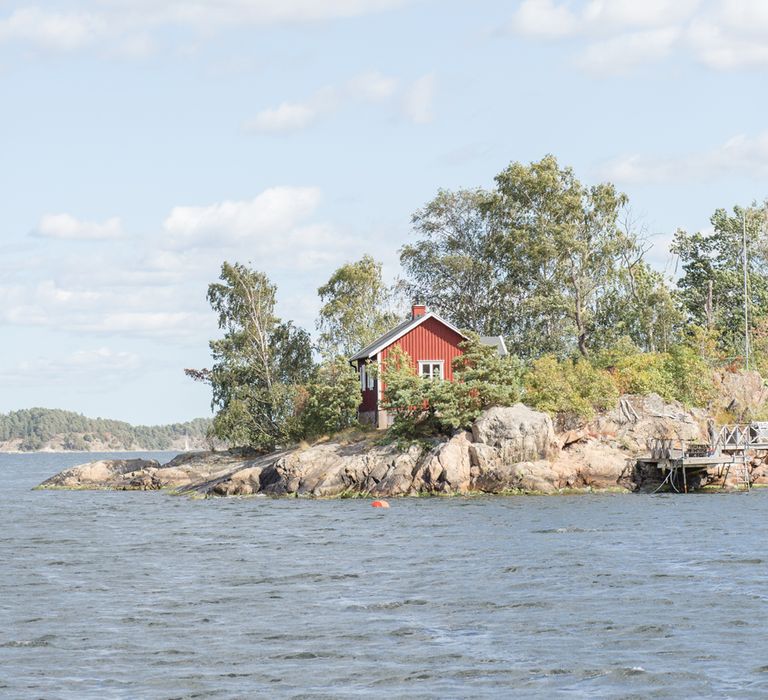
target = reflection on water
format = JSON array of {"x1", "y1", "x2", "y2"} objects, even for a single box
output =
[{"x1": 2, "y1": 452, "x2": 768, "y2": 698}]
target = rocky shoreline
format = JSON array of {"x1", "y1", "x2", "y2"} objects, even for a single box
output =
[{"x1": 37, "y1": 394, "x2": 768, "y2": 497}]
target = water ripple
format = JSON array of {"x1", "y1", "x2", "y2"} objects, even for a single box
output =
[{"x1": 2, "y1": 452, "x2": 768, "y2": 698}]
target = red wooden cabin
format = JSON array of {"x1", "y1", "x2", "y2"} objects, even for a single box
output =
[{"x1": 350, "y1": 304, "x2": 507, "y2": 428}]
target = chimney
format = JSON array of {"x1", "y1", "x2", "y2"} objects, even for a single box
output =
[{"x1": 412, "y1": 304, "x2": 427, "y2": 319}]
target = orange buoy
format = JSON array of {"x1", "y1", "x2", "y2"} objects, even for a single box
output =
[{"x1": 371, "y1": 500, "x2": 390, "y2": 508}]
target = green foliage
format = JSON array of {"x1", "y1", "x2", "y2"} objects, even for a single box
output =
[
  {"x1": 401, "y1": 188, "x2": 511, "y2": 338},
  {"x1": 434, "y1": 335, "x2": 524, "y2": 429},
  {"x1": 664, "y1": 342, "x2": 716, "y2": 407},
  {"x1": 0, "y1": 408, "x2": 211, "y2": 451},
  {"x1": 299, "y1": 358, "x2": 361, "y2": 439},
  {"x1": 381, "y1": 339, "x2": 524, "y2": 436},
  {"x1": 594, "y1": 338, "x2": 674, "y2": 397},
  {"x1": 191, "y1": 262, "x2": 314, "y2": 450},
  {"x1": 591, "y1": 336, "x2": 717, "y2": 408},
  {"x1": 672, "y1": 203, "x2": 768, "y2": 359},
  {"x1": 317, "y1": 255, "x2": 401, "y2": 358},
  {"x1": 524, "y1": 356, "x2": 619, "y2": 420},
  {"x1": 380, "y1": 346, "x2": 437, "y2": 437},
  {"x1": 591, "y1": 265, "x2": 683, "y2": 352},
  {"x1": 401, "y1": 156, "x2": 652, "y2": 358},
  {"x1": 750, "y1": 318, "x2": 768, "y2": 376},
  {"x1": 492, "y1": 155, "x2": 633, "y2": 357},
  {"x1": 181, "y1": 161, "x2": 761, "y2": 451}
]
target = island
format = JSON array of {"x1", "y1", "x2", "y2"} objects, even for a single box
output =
[
  {"x1": 38, "y1": 394, "x2": 768, "y2": 497},
  {"x1": 0, "y1": 408, "x2": 212, "y2": 452}
]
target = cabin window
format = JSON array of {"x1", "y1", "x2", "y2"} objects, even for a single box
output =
[
  {"x1": 360, "y1": 363, "x2": 375, "y2": 391},
  {"x1": 419, "y1": 361, "x2": 444, "y2": 380}
]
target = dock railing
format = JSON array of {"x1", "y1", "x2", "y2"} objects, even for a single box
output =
[
  {"x1": 714, "y1": 423, "x2": 768, "y2": 451},
  {"x1": 645, "y1": 438, "x2": 710, "y2": 461},
  {"x1": 644, "y1": 422, "x2": 768, "y2": 465},
  {"x1": 643, "y1": 423, "x2": 766, "y2": 492}
]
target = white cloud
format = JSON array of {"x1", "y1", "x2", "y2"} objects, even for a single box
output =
[
  {"x1": 0, "y1": 7, "x2": 103, "y2": 50},
  {"x1": 110, "y1": 32, "x2": 156, "y2": 59},
  {"x1": 91, "y1": 312, "x2": 210, "y2": 336},
  {"x1": 246, "y1": 102, "x2": 321, "y2": 132},
  {"x1": 68, "y1": 347, "x2": 140, "y2": 370},
  {"x1": 712, "y1": 0, "x2": 768, "y2": 36},
  {"x1": 512, "y1": 0, "x2": 579, "y2": 37},
  {"x1": 507, "y1": 0, "x2": 768, "y2": 72},
  {"x1": 0, "y1": 1, "x2": 409, "y2": 54},
  {"x1": 349, "y1": 71, "x2": 398, "y2": 101},
  {"x1": 245, "y1": 72, "x2": 401, "y2": 133},
  {"x1": 34, "y1": 213, "x2": 123, "y2": 240},
  {"x1": 1, "y1": 184, "x2": 369, "y2": 347},
  {"x1": 106, "y1": 0, "x2": 408, "y2": 29},
  {"x1": 162, "y1": 186, "x2": 322, "y2": 247},
  {"x1": 0, "y1": 347, "x2": 141, "y2": 386},
  {"x1": 577, "y1": 27, "x2": 679, "y2": 74},
  {"x1": 581, "y1": 0, "x2": 702, "y2": 31},
  {"x1": 511, "y1": 0, "x2": 699, "y2": 37},
  {"x1": 599, "y1": 131, "x2": 768, "y2": 184},
  {"x1": 403, "y1": 73, "x2": 435, "y2": 125},
  {"x1": 0, "y1": 277, "x2": 215, "y2": 339},
  {"x1": 687, "y1": 3, "x2": 768, "y2": 69}
]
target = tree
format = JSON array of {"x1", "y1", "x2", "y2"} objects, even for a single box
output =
[
  {"x1": 400, "y1": 156, "x2": 650, "y2": 358},
  {"x1": 380, "y1": 339, "x2": 524, "y2": 437},
  {"x1": 591, "y1": 263, "x2": 683, "y2": 353},
  {"x1": 380, "y1": 346, "x2": 436, "y2": 437},
  {"x1": 299, "y1": 358, "x2": 362, "y2": 439},
  {"x1": 316, "y1": 255, "x2": 401, "y2": 358},
  {"x1": 491, "y1": 155, "x2": 636, "y2": 357},
  {"x1": 400, "y1": 189, "x2": 515, "y2": 337},
  {"x1": 187, "y1": 262, "x2": 314, "y2": 449},
  {"x1": 672, "y1": 203, "x2": 768, "y2": 359},
  {"x1": 434, "y1": 334, "x2": 524, "y2": 429}
]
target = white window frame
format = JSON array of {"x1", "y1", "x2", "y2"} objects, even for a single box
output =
[
  {"x1": 360, "y1": 364, "x2": 366, "y2": 391},
  {"x1": 418, "y1": 360, "x2": 444, "y2": 380}
]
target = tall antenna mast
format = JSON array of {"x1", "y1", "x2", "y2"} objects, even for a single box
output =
[{"x1": 743, "y1": 210, "x2": 750, "y2": 371}]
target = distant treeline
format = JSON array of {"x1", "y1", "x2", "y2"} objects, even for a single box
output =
[{"x1": 0, "y1": 408, "x2": 212, "y2": 451}]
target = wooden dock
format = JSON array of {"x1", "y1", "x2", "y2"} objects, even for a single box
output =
[{"x1": 639, "y1": 423, "x2": 768, "y2": 493}]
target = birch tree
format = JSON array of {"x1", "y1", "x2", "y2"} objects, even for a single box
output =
[
  {"x1": 317, "y1": 255, "x2": 401, "y2": 358},
  {"x1": 671, "y1": 203, "x2": 768, "y2": 357},
  {"x1": 188, "y1": 262, "x2": 313, "y2": 448}
]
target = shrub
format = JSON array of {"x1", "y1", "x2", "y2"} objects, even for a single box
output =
[
  {"x1": 663, "y1": 343, "x2": 716, "y2": 407},
  {"x1": 595, "y1": 338, "x2": 673, "y2": 398},
  {"x1": 380, "y1": 346, "x2": 438, "y2": 437},
  {"x1": 524, "y1": 355, "x2": 618, "y2": 420},
  {"x1": 594, "y1": 335, "x2": 717, "y2": 408},
  {"x1": 381, "y1": 338, "x2": 525, "y2": 436},
  {"x1": 436, "y1": 334, "x2": 524, "y2": 429},
  {"x1": 299, "y1": 358, "x2": 361, "y2": 439}
]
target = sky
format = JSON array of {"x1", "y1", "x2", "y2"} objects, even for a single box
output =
[{"x1": 2, "y1": 0, "x2": 768, "y2": 425}]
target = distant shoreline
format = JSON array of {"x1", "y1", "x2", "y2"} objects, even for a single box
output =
[
  {"x1": 0, "y1": 448, "x2": 190, "y2": 455},
  {"x1": 0, "y1": 408, "x2": 212, "y2": 454}
]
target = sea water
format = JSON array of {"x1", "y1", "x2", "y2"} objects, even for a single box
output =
[{"x1": 2, "y1": 452, "x2": 768, "y2": 698}]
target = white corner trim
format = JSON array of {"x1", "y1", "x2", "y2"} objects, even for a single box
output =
[{"x1": 376, "y1": 352, "x2": 382, "y2": 406}]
